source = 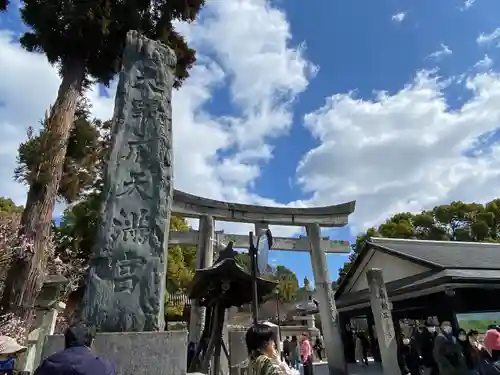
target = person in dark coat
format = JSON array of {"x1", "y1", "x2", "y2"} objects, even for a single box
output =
[
  {"x1": 34, "y1": 323, "x2": 116, "y2": 375},
  {"x1": 433, "y1": 321, "x2": 468, "y2": 375},
  {"x1": 457, "y1": 329, "x2": 481, "y2": 374},
  {"x1": 417, "y1": 322, "x2": 439, "y2": 375},
  {"x1": 398, "y1": 336, "x2": 421, "y2": 375},
  {"x1": 313, "y1": 338, "x2": 323, "y2": 362},
  {"x1": 283, "y1": 337, "x2": 291, "y2": 364},
  {"x1": 358, "y1": 332, "x2": 370, "y2": 366},
  {"x1": 187, "y1": 341, "x2": 196, "y2": 370}
]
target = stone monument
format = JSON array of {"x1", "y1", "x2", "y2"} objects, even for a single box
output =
[
  {"x1": 81, "y1": 30, "x2": 176, "y2": 332},
  {"x1": 366, "y1": 268, "x2": 399, "y2": 375},
  {"x1": 40, "y1": 31, "x2": 187, "y2": 375}
]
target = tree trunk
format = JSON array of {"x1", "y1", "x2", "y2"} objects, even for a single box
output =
[{"x1": 0, "y1": 60, "x2": 85, "y2": 321}]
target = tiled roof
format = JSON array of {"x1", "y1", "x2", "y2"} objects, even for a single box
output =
[
  {"x1": 369, "y1": 237, "x2": 500, "y2": 269},
  {"x1": 336, "y1": 268, "x2": 500, "y2": 308}
]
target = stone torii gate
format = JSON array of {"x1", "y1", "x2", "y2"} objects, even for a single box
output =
[
  {"x1": 72, "y1": 31, "x2": 354, "y2": 375},
  {"x1": 171, "y1": 189, "x2": 356, "y2": 375}
]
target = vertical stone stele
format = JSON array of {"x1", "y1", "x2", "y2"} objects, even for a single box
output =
[
  {"x1": 81, "y1": 30, "x2": 176, "y2": 332},
  {"x1": 366, "y1": 268, "x2": 399, "y2": 375}
]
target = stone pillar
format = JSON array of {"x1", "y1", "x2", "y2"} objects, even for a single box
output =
[
  {"x1": 188, "y1": 215, "x2": 214, "y2": 343},
  {"x1": 308, "y1": 315, "x2": 316, "y2": 329},
  {"x1": 366, "y1": 268, "x2": 399, "y2": 375},
  {"x1": 20, "y1": 275, "x2": 67, "y2": 373},
  {"x1": 306, "y1": 223, "x2": 346, "y2": 375},
  {"x1": 255, "y1": 223, "x2": 269, "y2": 234},
  {"x1": 254, "y1": 222, "x2": 270, "y2": 274},
  {"x1": 81, "y1": 30, "x2": 177, "y2": 332},
  {"x1": 22, "y1": 302, "x2": 66, "y2": 373},
  {"x1": 228, "y1": 326, "x2": 248, "y2": 375}
]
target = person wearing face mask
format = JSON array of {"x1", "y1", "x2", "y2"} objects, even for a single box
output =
[
  {"x1": 397, "y1": 335, "x2": 421, "y2": 375},
  {"x1": 0, "y1": 336, "x2": 27, "y2": 375},
  {"x1": 468, "y1": 330, "x2": 486, "y2": 375},
  {"x1": 300, "y1": 333, "x2": 313, "y2": 375},
  {"x1": 433, "y1": 321, "x2": 469, "y2": 375},
  {"x1": 418, "y1": 322, "x2": 439, "y2": 375},
  {"x1": 457, "y1": 329, "x2": 480, "y2": 375},
  {"x1": 481, "y1": 328, "x2": 500, "y2": 375}
]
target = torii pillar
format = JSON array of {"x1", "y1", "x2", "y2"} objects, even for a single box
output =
[
  {"x1": 307, "y1": 223, "x2": 347, "y2": 375},
  {"x1": 188, "y1": 215, "x2": 214, "y2": 343}
]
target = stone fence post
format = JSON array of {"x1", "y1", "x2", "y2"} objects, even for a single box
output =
[
  {"x1": 19, "y1": 275, "x2": 67, "y2": 374},
  {"x1": 228, "y1": 326, "x2": 248, "y2": 375}
]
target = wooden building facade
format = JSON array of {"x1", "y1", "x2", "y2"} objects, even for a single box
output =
[{"x1": 334, "y1": 238, "x2": 500, "y2": 363}]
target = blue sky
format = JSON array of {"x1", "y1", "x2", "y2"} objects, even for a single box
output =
[{"x1": 2, "y1": 0, "x2": 500, "y2": 289}]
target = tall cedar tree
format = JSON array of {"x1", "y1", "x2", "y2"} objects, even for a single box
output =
[
  {"x1": 0, "y1": 0, "x2": 204, "y2": 319},
  {"x1": 0, "y1": 100, "x2": 109, "y2": 313}
]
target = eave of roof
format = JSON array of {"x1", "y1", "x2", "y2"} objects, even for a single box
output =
[
  {"x1": 334, "y1": 238, "x2": 443, "y2": 299},
  {"x1": 336, "y1": 268, "x2": 500, "y2": 309},
  {"x1": 335, "y1": 236, "x2": 500, "y2": 304},
  {"x1": 368, "y1": 237, "x2": 500, "y2": 269}
]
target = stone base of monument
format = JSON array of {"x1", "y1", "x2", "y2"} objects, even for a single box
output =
[
  {"x1": 41, "y1": 330, "x2": 187, "y2": 375},
  {"x1": 228, "y1": 326, "x2": 248, "y2": 375}
]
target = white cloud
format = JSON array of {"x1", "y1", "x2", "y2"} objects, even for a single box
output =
[
  {"x1": 297, "y1": 69, "x2": 500, "y2": 232},
  {"x1": 391, "y1": 12, "x2": 406, "y2": 23},
  {"x1": 474, "y1": 54, "x2": 493, "y2": 70},
  {"x1": 6, "y1": 0, "x2": 500, "y2": 251},
  {"x1": 477, "y1": 28, "x2": 500, "y2": 46},
  {"x1": 426, "y1": 44, "x2": 452, "y2": 60},
  {"x1": 0, "y1": 0, "x2": 315, "y2": 237},
  {"x1": 460, "y1": 0, "x2": 476, "y2": 11}
]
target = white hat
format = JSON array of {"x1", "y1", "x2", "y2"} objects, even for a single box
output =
[{"x1": 0, "y1": 336, "x2": 26, "y2": 354}]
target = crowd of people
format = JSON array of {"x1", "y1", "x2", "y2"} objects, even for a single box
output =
[
  {"x1": 0, "y1": 322, "x2": 310, "y2": 375},
  {"x1": 398, "y1": 321, "x2": 500, "y2": 375},
  {"x1": 280, "y1": 335, "x2": 324, "y2": 370},
  {"x1": 4, "y1": 319, "x2": 500, "y2": 375}
]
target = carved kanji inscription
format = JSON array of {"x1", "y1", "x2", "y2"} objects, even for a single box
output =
[
  {"x1": 111, "y1": 208, "x2": 151, "y2": 244},
  {"x1": 117, "y1": 171, "x2": 152, "y2": 200},
  {"x1": 81, "y1": 31, "x2": 176, "y2": 332},
  {"x1": 113, "y1": 251, "x2": 145, "y2": 293}
]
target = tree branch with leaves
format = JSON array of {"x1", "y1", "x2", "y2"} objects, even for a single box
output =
[
  {"x1": 1, "y1": 0, "x2": 204, "y2": 321},
  {"x1": 335, "y1": 200, "x2": 500, "y2": 287}
]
